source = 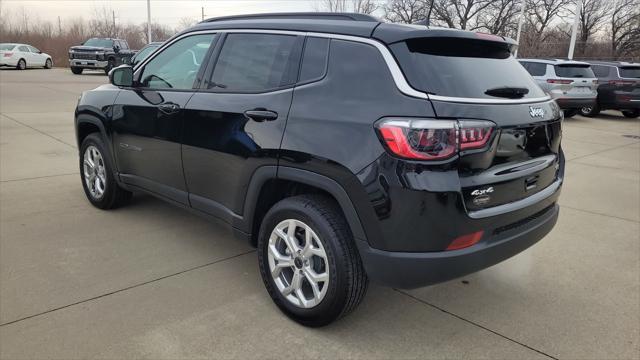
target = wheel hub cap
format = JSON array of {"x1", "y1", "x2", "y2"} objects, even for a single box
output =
[
  {"x1": 267, "y1": 219, "x2": 330, "y2": 309},
  {"x1": 83, "y1": 145, "x2": 107, "y2": 200}
]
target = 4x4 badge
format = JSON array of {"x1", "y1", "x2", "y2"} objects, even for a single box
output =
[{"x1": 529, "y1": 107, "x2": 545, "y2": 118}]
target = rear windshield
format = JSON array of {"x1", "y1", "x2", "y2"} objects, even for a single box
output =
[
  {"x1": 391, "y1": 37, "x2": 545, "y2": 99},
  {"x1": 83, "y1": 38, "x2": 114, "y2": 48},
  {"x1": 619, "y1": 66, "x2": 640, "y2": 78},
  {"x1": 554, "y1": 65, "x2": 595, "y2": 78},
  {"x1": 0, "y1": 44, "x2": 15, "y2": 51}
]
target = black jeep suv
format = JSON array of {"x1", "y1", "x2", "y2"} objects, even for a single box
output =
[
  {"x1": 580, "y1": 61, "x2": 640, "y2": 118},
  {"x1": 69, "y1": 38, "x2": 135, "y2": 75},
  {"x1": 75, "y1": 13, "x2": 564, "y2": 326}
]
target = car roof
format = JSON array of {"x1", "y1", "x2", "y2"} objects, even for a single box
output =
[
  {"x1": 586, "y1": 60, "x2": 640, "y2": 67},
  {"x1": 518, "y1": 58, "x2": 591, "y2": 66},
  {"x1": 185, "y1": 12, "x2": 516, "y2": 46}
]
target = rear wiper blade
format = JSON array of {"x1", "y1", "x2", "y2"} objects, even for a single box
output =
[{"x1": 484, "y1": 86, "x2": 529, "y2": 99}]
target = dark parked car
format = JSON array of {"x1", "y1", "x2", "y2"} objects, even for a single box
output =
[
  {"x1": 130, "y1": 42, "x2": 163, "y2": 67},
  {"x1": 74, "y1": 13, "x2": 564, "y2": 326},
  {"x1": 68, "y1": 38, "x2": 135, "y2": 75},
  {"x1": 580, "y1": 61, "x2": 640, "y2": 118}
]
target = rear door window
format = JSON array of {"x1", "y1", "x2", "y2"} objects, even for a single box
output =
[
  {"x1": 619, "y1": 66, "x2": 640, "y2": 78},
  {"x1": 391, "y1": 38, "x2": 545, "y2": 99},
  {"x1": 208, "y1": 33, "x2": 301, "y2": 92},
  {"x1": 18, "y1": 46, "x2": 30, "y2": 52},
  {"x1": 527, "y1": 62, "x2": 547, "y2": 76},
  {"x1": 553, "y1": 64, "x2": 595, "y2": 78}
]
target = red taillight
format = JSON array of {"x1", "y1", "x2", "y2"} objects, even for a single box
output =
[
  {"x1": 609, "y1": 80, "x2": 635, "y2": 86},
  {"x1": 378, "y1": 120, "x2": 457, "y2": 160},
  {"x1": 546, "y1": 79, "x2": 572, "y2": 84},
  {"x1": 446, "y1": 230, "x2": 484, "y2": 250},
  {"x1": 3, "y1": 53, "x2": 12, "y2": 57},
  {"x1": 459, "y1": 121, "x2": 494, "y2": 150},
  {"x1": 377, "y1": 119, "x2": 495, "y2": 161}
]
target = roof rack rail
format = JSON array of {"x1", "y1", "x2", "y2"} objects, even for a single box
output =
[{"x1": 202, "y1": 12, "x2": 379, "y2": 23}]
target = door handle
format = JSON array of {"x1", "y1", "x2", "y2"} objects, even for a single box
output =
[
  {"x1": 158, "y1": 102, "x2": 180, "y2": 114},
  {"x1": 244, "y1": 108, "x2": 278, "y2": 122}
]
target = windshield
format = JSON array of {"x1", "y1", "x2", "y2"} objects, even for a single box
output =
[
  {"x1": 554, "y1": 65, "x2": 595, "y2": 78},
  {"x1": 391, "y1": 37, "x2": 545, "y2": 99},
  {"x1": 132, "y1": 45, "x2": 160, "y2": 65},
  {"x1": 619, "y1": 66, "x2": 640, "y2": 78},
  {"x1": 0, "y1": 44, "x2": 16, "y2": 51},
  {"x1": 83, "y1": 38, "x2": 114, "y2": 48}
]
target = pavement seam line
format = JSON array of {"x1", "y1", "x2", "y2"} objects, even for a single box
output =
[
  {"x1": 0, "y1": 250, "x2": 256, "y2": 327},
  {"x1": 1, "y1": 113, "x2": 76, "y2": 148},
  {"x1": 559, "y1": 204, "x2": 640, "y2": 223},
  {"x1": 394, "y1": 289, "x2": 559, "y2": 360},
  {"x1": 566, "y1": 141, "x2": 639, "y2": 163},
  {"x1": 0, "y1": 172, "x2": 79, "y2": 183}
]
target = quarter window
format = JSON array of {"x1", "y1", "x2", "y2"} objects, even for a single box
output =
[
  {"x1": 299, "y1": 37, "x2": 330, "y2": 83},
  {"x1": 591, "y1": 65, "x2": 610, "y2": 78},
  {"x1": 526, "y1": 62, "x2": 547, "y2": 76},
  {"x1": 209, "y1": 33, "x2": 299, "y2": 92},
  {"x1": 139, "y1": 34, "x2": 216, "y2": 90}
]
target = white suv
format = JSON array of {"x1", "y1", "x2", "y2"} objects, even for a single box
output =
[{"x1": 519, "y1": 59, "x2": 597, "y2": 117}]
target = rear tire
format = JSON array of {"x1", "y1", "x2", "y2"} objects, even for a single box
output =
[
  {"x1": 16, "y1": 59, "x2": 26, "y2": 70},
  {"x1": 563, "y1": 109, "x2": 578, "y2": 118},
  {"x1": 621, "y1": 110, "x2": 639, "y2": 118},
  {"x1": 257, "y1": 194, "x2": 368, "y2": 327},
  {"x1": 71, "y1": 67, "x2": 83, "y2": 75},
  {"x1": 580, "y1": 104, "x2": 600, "y2": 117},
  {"x1": 44, "y1": 58, "x2": 52, "y2": 69},
  {"x1": 79, "y1": 133, "x2": 132, "y2": 209},
  {"x1": 104, "y1": 58, "x2": 115, "y2": 75}
]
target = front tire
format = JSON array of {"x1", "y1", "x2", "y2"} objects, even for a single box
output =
[
  {"x1": 16, "y1": 59, "x2": 26, "y2": 70},
  {"x1": 621, "y1": 110, "x2": 639, "y2": 118},
  {"x1": 257, "y1": 195, "x2": 368, "y2": 327},
  {"x1": 79, "y1": 133, "x2": 132, "y2": 209},
  {"x1": 104, "y1": 58, "x2": 115, "y2": 75},
  {"x1": 580, "y1": 104, "x2": 600, "y2": 117},
  {"x1": 71, "y1": 67, "x2": 83, "y2": 75},
  {"x1": 44, "y1": 58, "x2": 52, "y2": 69}
]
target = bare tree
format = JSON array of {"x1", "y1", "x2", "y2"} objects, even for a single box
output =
[
  {"x1": 177, "y1": 17, "x2": 199, "y2": 32},
  {"x1": 576, "y1": 0, "x2": 611, "y2": 55},
  {"x1": 318, "y1": 0, "x2": 379, "y2": 14},
  {"x1": 430, "y1": 0, "x2": 495, "y2": 30},
  {"x1": 89, "y1": 6, "x2": 117, "y2": 38},
  {"x1": 384, "y1": 0, "x2": 427, "y2": 23},
  {"x1": 610, "y1": 0, "x2": 640, "y2": 58},
  {"x1": 476, "y1": 0, "x2": 520, "y2": 36},
  {"x1": 526, "y1": 0, "x2": 572, "y2": 43}
]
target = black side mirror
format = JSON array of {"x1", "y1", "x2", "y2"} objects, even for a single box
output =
[{"x1": 109, "y1": 65, "x2": 133, "y2": 87}]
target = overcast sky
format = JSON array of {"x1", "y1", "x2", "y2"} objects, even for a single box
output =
[{"x1": 1, "y1": 0, "x2": 331, "y2": 28}]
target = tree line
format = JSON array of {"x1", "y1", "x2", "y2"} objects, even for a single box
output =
[{"x1": 0, "y1": 0, "x2": 638, "y2": 69}]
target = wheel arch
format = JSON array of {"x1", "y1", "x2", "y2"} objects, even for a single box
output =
[{"x1": 241, "y1": 166, "x2": 367, "y2": 247}]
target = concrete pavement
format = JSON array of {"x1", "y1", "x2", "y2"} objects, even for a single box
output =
[{"x1": 1, "y1": 68, "x2": 638, "y2": 359}]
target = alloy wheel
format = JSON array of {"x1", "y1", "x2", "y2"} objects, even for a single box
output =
[
  {"x1": 267, "y1": 219, "x2": 330, "y2": 309},
  {"x1": 83, "y1": 145, "x2": 107, "y2": 199}
]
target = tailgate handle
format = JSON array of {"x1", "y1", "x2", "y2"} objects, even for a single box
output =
[{"x1": 525, "y1": 176, "x2": 539, "y2": 191}]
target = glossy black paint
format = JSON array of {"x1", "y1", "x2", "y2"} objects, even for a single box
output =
[{"x1": 75, "y1": 18, "x2": 564, "y2": 288}]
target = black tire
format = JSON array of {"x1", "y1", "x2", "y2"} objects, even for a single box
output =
[
  {"x1": 257, "y1": 194, "x2": 368, "y2": 327},
  {"x1": 621, "y1": 110, "x2": 639, "y2": 118},
  {"x1": 44, "y1": 58, "x2": 52, "y2": 69},
  {"x1": 16, "y1": 59, "x2": 26, "y2": 70},
  {"x1": 71, "y1": 67, "x2": 83, "y2": 75},
  {"x1": 563, "y1": 109, "x2": 578, "y2": 118},
  {"x1": 580, "y1": 104, "x2": 600, "y2": 117},
  {"x1": 104, "y1": 58, "x2": 115, "y2": 75},
  {"x1": 79, "y1": 133, "x2": 132, "y2": 209}
]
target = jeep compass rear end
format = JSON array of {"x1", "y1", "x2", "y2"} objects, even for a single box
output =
[{"x1": 76, "y1": 13, "x2": 563, "y2": 327}]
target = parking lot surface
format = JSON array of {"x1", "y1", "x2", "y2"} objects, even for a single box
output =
[{"x1": 0, "y1": 68, "x2": 638, "y2": 359}]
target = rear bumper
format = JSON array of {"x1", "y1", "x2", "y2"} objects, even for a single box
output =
[
  {"x1": 69, "y1": 59, "x2": 108, "y2": 69},
  {"x1": 357, "y1": 203, "x2": 559, "y2": 289},
  {"x1": 554, "y1": 97, "x2": 596, "y2": 109},
  {"x1": 0, "y1": 59, "x2": 19, "y2": 67}
]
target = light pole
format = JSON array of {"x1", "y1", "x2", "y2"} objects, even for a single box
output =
[
  {"x1": 147, "y1": 0, "x2": 152, "y2": 43},
  {"x1": 567, "y1": 0, "x2": 582, "y2": 59},
  {"x1": 514, "y1": 0, "x2": 526, "y2": 58}
]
